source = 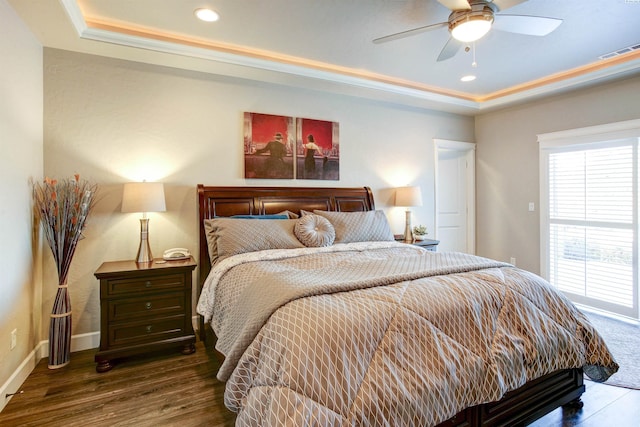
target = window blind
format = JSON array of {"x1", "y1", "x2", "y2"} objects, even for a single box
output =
[{"x1": 545, "y1": 141, "x2": 638, "y2": 318}]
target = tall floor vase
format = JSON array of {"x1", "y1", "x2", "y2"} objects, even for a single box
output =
[{"x1": 48, "y1": 281, "x2": 72, "y2": 369}]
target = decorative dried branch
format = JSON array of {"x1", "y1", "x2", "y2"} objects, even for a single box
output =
[{"x1": 33, "y1": 174, "x2": 98, "y2": 284}]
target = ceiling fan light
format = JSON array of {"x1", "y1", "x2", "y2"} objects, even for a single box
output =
[
  {"x1": 194, "y1": 8, "x2": 220, "y2": 22},
  {"x1": 451, "y1": 19, "x2": 492, "y2": 42}
]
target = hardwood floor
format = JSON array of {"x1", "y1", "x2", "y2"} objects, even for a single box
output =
[
  {"x1": 1, "y1": 341, "x2": 638, "y2": 426},
  {"x1": 529, "y1": 380, "x2": 640, "y2": 427},
  {"x1": 0, "y1": 341, "x2": 236, "y2": 427}
]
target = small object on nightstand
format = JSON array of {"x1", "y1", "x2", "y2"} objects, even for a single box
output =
[
  {"x1": 412, "y1": 225, "x2": 428, "y2": 241},
  {"x1": 163, "y1": 248, "x2": 191, "y2": 261},
  {"x1": 93, "y1": 257, "x2": 197, "y2": 372}
]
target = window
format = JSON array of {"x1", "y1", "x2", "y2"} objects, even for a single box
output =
[{"x1": 539, "y1": 119, "x2": 640, "y2": 320}]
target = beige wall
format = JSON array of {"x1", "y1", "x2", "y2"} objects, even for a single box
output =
[
  {"x1": 0, "y1": 0, "x2": 43, "y2": 402},
  {"x1": 475, "y1": 75, "x2": 640, "y2": 274},
  {"x1": 43, "y1": 48, "x2": 475, "y2": 337}
]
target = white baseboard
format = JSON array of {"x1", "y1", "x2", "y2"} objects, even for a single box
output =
[
  {"x1": 0, "y1": 331, "x2": 100, "y2": 413},
  {"x1": 0, "y1": 341, "x2": 44, "y2": 412}
]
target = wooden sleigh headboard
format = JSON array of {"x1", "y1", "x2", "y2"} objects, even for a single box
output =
[{"x1": 196, "y1": 185, "x2": 375, "y2": 337}]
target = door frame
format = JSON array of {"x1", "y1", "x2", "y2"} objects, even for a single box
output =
[{"x1": 434, "y1": 139, "x2": 476, "y2": 254}]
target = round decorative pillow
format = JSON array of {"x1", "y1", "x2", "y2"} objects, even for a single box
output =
[{"x1": 294, "y1": 214, "x2": 336, "y2": 247}]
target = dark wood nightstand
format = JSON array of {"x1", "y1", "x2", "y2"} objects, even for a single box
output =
[
  {"x1": 395, "y1": 235, "x2": 440, "y2": 251},
  {"x1": 94, "y1": 257, "x2": 197, "y2": 372}
]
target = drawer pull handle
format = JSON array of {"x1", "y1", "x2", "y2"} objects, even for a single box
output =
[
  {"x1": 146, "y1": 325, "x2": 152, "y2": 333},
  {"x1": 145, "y1": 281, "x2": 152, "y2": 288},
  {"x1": 145, "y1": 302, "x2": 152, "y2": 309}
]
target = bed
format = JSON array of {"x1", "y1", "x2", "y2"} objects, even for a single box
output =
[{"x1": 196, "y1": 185, "x2": 618, "y2": 426}]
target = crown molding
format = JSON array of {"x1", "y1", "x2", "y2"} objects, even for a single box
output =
[{"x1": 59, "y1": 0, "x2": 640, "y2": 115}]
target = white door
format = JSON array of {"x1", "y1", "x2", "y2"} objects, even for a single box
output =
[{"x1": 434, "y1": 139, "x2": 475, "y2": 253}]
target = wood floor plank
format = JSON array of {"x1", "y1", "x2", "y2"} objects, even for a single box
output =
[{"x1": 577, "y1": 389, "x2": 640, "y2": 427}]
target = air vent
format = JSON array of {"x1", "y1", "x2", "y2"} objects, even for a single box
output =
[{"x1": 599, "y1": 43, "x2": 640, "y2": 60}]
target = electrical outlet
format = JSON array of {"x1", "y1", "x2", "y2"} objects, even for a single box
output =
[
  {"x1": 11, "y1": 329, "x2": 17, "y2": 350},
  {"x1": 510, "y1": 257, "x2": 516, "y2": 266}
]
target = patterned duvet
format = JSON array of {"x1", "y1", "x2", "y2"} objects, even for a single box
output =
[{"x1": 197, "y1": 242, "x2": 618, "y2": 426}]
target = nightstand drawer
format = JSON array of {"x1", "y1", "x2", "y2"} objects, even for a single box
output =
[
  {"x1": 109, "y1": 292, "x2": 185, "y2": 321},
  {"x1": 106, "y1": 274, "x2": 184, "y2": 296},
  {"x1": 108, "y1": 315, "x2": 185, "y2": 347}
]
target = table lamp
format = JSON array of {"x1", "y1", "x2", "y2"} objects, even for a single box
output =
[
  {"x1": 121, "y1": 182, "x2": 166, "y2": 263},
  {"x1": 395, "y1": 186, "x2": 423, "y2": 243}
]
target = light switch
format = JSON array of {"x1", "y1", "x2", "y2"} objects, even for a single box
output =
[{"x1": 528, "y1": 202, "x2": 535, "y2": 212}]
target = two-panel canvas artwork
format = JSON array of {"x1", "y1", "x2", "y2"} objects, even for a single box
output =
[{"x1": 243, "y1": 112, "x2": 340, "y2": 180}]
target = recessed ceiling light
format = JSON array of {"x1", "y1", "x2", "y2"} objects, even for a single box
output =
[
  {"x1": 461, "y1": 75, "x2": 476, "y2": 82},
  {"x1": 194, "y1": 8, "x2": 219, "y2": 22}
]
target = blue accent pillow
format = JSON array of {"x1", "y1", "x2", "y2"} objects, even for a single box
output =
[{"x1": 230, "y1": 214, "x2": 289, "y2": 219}]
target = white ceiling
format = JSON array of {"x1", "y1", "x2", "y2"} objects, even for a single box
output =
[{"x1": 9, "y1": 0, "x2": 640, "y2": 114}]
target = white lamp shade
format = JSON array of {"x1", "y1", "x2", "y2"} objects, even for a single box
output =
[
  {"x1": 395, "y1": 186, "x2": 423, "y2": 207},
  {"x1": 121, "y1": 182, "x2": 166, "y2": 213}
]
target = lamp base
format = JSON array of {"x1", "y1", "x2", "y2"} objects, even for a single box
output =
[
  {"x1": 404, "y1": 210, "x2": 413, "y2": 243},
  {"x1": 136, "y1": 218, "x2": 153, "y2": 263}
]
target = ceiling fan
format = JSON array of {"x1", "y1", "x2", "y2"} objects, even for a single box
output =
[{"x1": 373, "y1": 0, "x2": 562, "y2": 62}]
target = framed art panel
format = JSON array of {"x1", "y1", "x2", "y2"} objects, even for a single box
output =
[
  {"x1": 244, "y1": 112, "x2": 295, "y2": 179},
  {"x1": 296, "y1": 117, "x2": 340, "y2": 180}
]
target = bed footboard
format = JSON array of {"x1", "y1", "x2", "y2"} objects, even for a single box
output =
[{"x1": 436, "y1": 368, "x2": 584, "y2": 426}]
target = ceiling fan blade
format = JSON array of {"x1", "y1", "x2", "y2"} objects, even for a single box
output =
[
  {"x1": 493, "y1": 15, "x2": 562, "y2": 36},
  {"x1": 489, "y1": 0, "x2": 527, "y2": 12},
  {"x1": 437, "y1": 37, "x2": 462, "y2": 62},
  {"x1": 436, "y1": 0, "x2": 471, "y2": 11},
  {"x1": 373, "y1": 22, "x2": 448, "y2": 44}
]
